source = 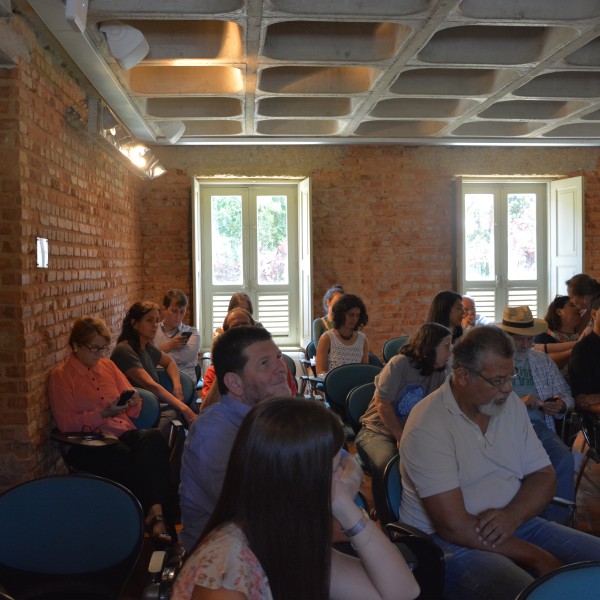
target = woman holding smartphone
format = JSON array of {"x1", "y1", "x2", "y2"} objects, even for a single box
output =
[
  {"x1": 111, "y1": 301, "x2": 197, "y2": 432},
  {"x1": 48, "y1": 316, "x2": 179, "y2": 551}
]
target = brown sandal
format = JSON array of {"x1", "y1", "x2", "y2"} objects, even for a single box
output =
[{"x1": 146, "y1": 514, "x2": 172, "y2": 548}]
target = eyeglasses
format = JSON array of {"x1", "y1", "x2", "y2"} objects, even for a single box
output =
[
  {"x1": 83, "y1": 345, "x2": 109, "y2": 354},
  {"x1": 469, "y1": 369, "x2": 516, "y2": 390}
]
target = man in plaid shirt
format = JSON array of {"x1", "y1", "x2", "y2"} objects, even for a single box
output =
[{"x1": 498, "y1": 306, "x2": 574, "y2": 525}]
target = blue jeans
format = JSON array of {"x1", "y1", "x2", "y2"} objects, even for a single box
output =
[
  {"x1": 531, "y1": 420, "x2": 575, "y2": 524},
  {"x1": 354, "y1": 427, "x2": 398, "y2": 517},
  {"x1": 432, "y1": 517, "x2": 600, "y2": 600}
]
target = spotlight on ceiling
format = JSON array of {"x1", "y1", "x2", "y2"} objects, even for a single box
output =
[
  {"x1": 99, "y1": 22, "x2": 149, "y2": 70},
  {"x1": 156, "y1": 121, "x2": 186, "y2": 144},
  {"x1": 66, "y1": 98, "x2": 167, "y2": 179}
]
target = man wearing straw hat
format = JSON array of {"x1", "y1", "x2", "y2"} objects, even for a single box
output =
[{"x1": 496, "y1": 306, "x2": 575, "y2": 525}]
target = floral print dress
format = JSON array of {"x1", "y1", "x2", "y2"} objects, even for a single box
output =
[{"x1": 172, "y1": 522, "x2": 272, "y2": 600}]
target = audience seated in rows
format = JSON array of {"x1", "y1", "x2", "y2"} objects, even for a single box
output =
[
  {"x1": 178, "y1": 326, "x2": 291, "y2": 552},
  {"x1": 570, "y1": 291, "x2": 600, "y2": 414},
  {"x1": 312, "y1": 284, "x2": 345, "y2": 344},
  {"x1": 110, "y1": 301, "x2": 197, "y2": 434},
  {"x1": 400, "y1": 326, "x2": 600, "y2": 600},
  {"x1": 427, "y1": 290, "x2": 465, "y2": 342},
  {"x1": 172, "y1": 397, "x2": 419, "y2": 600},
  {"x1": 355, "y1": 323, "x2": 452, "y2": 514},
  {"x1": 48, "y1": 316, "x2": 179, "y2": 551},
  {"x1": 497, "y1": 306, "x2": 575, "y2": 524},
  {"x1": 154, "y1": 289, "x2": 201, "y2": 385},
  {"x1": 315, "y1": 293, "x2": 369, "y2": 376}
]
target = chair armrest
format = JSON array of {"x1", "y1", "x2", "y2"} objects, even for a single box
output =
[
  {"x1": 143, "y1": 550, "x2": 181, "y2": 600},
  {"x1": 385, "y1": 521, "x2": 437, "y2": 542},
  {"x1": 385, "y1": 522, "x2": 446, "y2": 599}
]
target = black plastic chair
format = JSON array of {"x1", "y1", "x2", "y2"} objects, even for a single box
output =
[
  {"x1": 368, "y1": 352, "x2": 384, "y2": 368},
  {"x1": 380, "y1": 454, "x2": 446, "y2": 599},
  {"x1": 300, "y1": 341, "x2": 317, "y2": 378},
  {"x1": 323, "y1": 363, "x2": 381, "y2": 421},
  {"x1": 346, "y1": 382, "x2": 376, "y2": 436},
  {"x1": 515, "y1": 560, "x2": 600, "y2": 599},
  {"x1": 157, "y1": 369, "x2": 199, "y2": 412},
  {"x1": 0, "y1": 474, "x2": 144, "y2": 599},
  {"x1": 282, "y1": 353, "x2": 296, "y2": 377},
  {"x1": 383, "y1": 335, "x2": 409, "y2": 362},
  {"x1": 132, "y1": 387, "x2": 161, "y2": 429}
]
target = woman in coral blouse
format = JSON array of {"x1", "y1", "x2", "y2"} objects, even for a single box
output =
[{"x1": 48, "y1": 316, "x2": 178, "y2": 550}]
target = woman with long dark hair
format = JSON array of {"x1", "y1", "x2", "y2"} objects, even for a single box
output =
[
  {"x1": 427, "y1": 290, "x2": 465, "y2": 342},
  {"x1": 110, "y1": 301, "x2": 196, "y2": 429},
  {"x1": 172, "y1": 398, "x2": 419, "y2": 600},
  {"x1": 533, "y1": 295, "x2": 586, "y2": 371},
  {"x1": 356, "y1": 323, "x2": 452, "y2": 515},
  {"x1": 315, "y1": 293, "x2": 369, "y2": 375}
]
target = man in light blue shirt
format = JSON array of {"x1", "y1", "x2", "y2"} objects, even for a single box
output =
[
  {"x1": 497, "y1": 305, "x2": 575, "y2": 524},
  {"x1": 179, "y1": 326, "x2": 290, "y2": 551}
]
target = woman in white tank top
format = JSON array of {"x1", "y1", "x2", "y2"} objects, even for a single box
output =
[{"x1": 316, "y1": 293, "x2": 369, "y2": 375}]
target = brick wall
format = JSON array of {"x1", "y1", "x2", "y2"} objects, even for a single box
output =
[
  {"x1": 140, "y1": 169, "x2": 195, "y2": 311},
  {"x1": 152, "y1": 146, "x2": 600, "y2": 357},
  {"x1": 3, "y1": 12, "x2": 600, "y2": 490},
  {"x1": 0, "y1": 21, "x2": 147, "y2": 490}
]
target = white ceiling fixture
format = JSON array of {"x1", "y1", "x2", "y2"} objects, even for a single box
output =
[
  {"x1": 98, "y1": 22, "x2": 149, "y2": 70},
  {"x1": 155, "y1": 120, "x2": 186, "y2": 144}
]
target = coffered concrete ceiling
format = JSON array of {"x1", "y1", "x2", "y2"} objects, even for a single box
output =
[{"x1": 23, "y1": 0, "x2": 600, "y2": 146}]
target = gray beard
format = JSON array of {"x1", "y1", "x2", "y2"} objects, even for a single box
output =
[{"x1": 480, "y1": 400, "x2": 507, "y2": 418}]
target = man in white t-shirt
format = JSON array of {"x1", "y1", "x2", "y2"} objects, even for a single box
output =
[{"x1": 400, "y1": 325, "x2": 600, "y2": 600}]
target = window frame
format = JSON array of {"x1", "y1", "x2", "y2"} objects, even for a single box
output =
[{"x1": 192, "y1": 178, "x2": 312, "y2": 351}]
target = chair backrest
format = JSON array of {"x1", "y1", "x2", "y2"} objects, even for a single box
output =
[
  {"x1": 383, "y1": 335, "x2": 409, "y2": 362},
  {"x1": 368, "y1": 352, "x2": 384, "y2": 368},
  {"x1": 131, "y1": 388, "x2": 161, "y2": 429},
  {"x1": 306, "y1": 340, "x2": 317, "y2": 359},
  {"x1": 157, "y1": 369, "x2": 198, "y2": 409},
  {"x1": 323, "y1": 363, "x2": 381, "y2": 418},
  {"x1": 282, "y1": 353, "x2": 296, "y2": 377},
  {"x1": 380, "y1": 453, "x2": 401, "y2": 526},
  {"x1": 0, "y1": 474, "x2": 144, "y2": 598},
  {"x1": 515, "y1": 560, "x2": 600, "y2": 599},
  {"x1": 346, "y1": 382, "x2": 376, "y2": 435}
]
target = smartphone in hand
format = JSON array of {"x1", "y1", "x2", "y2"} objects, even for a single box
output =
[
  {"x1": 116, "y1": 389, "x2": 136, "y2": 406},
  {"x1": 544, "y1": 397, "x2": 557, "y2": 404},
  {"x1": 180, "y1": 331, "x2": 193, "y2": 344}
]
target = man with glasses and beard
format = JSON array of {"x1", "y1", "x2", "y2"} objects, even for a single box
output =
[{"x1": 399, "y1": 325, "x2": 600, "y2": 600}]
